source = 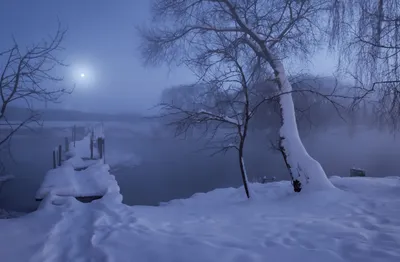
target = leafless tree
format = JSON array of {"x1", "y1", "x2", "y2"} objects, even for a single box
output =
[
  {"x1": 0, "y1": 23, "x2": 70, "y2": 150},
  {"x1": 158, "y1": 36, "x2": 267, "y2": 198},
  {"x1": 252, "y1": 75, "x2": 351, "y2": 131},
  {"x1": 329, "y1": 0, "x2": 400, "y2": 131},
  {"x1": 140, "y1": 0, "x2": 341, "y2": 192}
]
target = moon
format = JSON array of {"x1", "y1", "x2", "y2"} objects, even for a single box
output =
[{"x1": 80, "y1": 73, "x2": 85, "y2": 78}]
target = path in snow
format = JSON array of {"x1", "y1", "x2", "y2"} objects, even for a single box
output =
[
  {"x1": 0, "y1": 177, "x2": 397, "y2": 262},
  {"x1": 32, "y1": 196, "x2": 137, "y2": 262}
]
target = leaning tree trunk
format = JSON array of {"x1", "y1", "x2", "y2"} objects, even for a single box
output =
[
  {"x1": 272, "y1": 60, "x2": 335, "y2": 192},
  {"x1": 238, "y1": 145, "x2": 251, "y2": 198}
]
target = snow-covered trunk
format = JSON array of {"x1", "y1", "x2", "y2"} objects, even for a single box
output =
[
  {"x1": 237, "y1": 84, "x2": 252, "y2": 198},
  {"x1": 239, "y1": 153, "x2": 251, "y2": 198},
  {"x1": 273, "y1": 61, "x2": 335, "y2": 192}
]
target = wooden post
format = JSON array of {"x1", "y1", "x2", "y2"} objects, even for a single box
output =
[
  {"x1": 65, "y1": 137, "x2": 69, "y2": 152},
  {"x1": 102, "y1": 137, "x2": 106, "y2": 164},
  {"x1": 58, "y1": 145, "x2": 62, "y2": 166},
  {"x1": 98, "y1": 138, "x2": 101, "y2": 158},
  {"x1": 350, "y1": 168, "x2": 366, "y2": 177},
  {"x1": 97, "y1": 137, "x2": 103, "y2": 159},
  {"x1": 101, "y1": 138, "x2": 104, "y2": 158},
  {"x1": 90, "y1": 138, "x2": 94, "y2": 159},
  {"x1": 73, "y1": 125, "x2": 76, "y2": 147},
  {"x1": 53, "y1": 150, "x2": 56, "y2": 169}
]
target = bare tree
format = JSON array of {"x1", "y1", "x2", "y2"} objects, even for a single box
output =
[
  {"x1": 330, "y1": 0, "x2": 400, "y2": 131},
  {"x1": 140, "y1": 0, "x2": 339, "y2": 192},
  {"x1": 0, "y1": 23, "x2": 70, "y2": 149},
  {"x1": 252, "y1": 75, "x2": 351, "y2": 132},
  {"x1": 158, "y1": 38, "x2": 266, "y2": 198}
]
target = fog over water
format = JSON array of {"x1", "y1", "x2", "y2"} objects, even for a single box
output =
[{"x1": 1, "y1": 118, "x2": 399, "y2": 212}]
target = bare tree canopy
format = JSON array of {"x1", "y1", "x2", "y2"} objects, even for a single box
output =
[
  {"x1": 157, "y1": 27, "x2": 266, "y2": 198},
  {"x1": 329, "y1": 0, "x2": 400, "y2": 130},
  {"x1": 0, "y1": 23, "x2": 70, "y2": 148},
  {"x1": 141, "y1": 0, "x2": 328, "y2": 67},
  {"x1": 140, "y1": 0, "x2": 341, "y2": 192}
]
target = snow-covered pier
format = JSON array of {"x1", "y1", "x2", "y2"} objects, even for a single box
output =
[{"x1": 35, "y1": 123, "x2": 119, "y2": 203}]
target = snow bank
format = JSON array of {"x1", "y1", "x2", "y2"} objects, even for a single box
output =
[
  {"x1": 3, "y1": 176, "x2": 400, "y2": 262},
  {"x1": 63, "y1": 156, "x2": 87, "y2": 169},
  {"x1": 35, "y1": 161, "x2": 120, "y2": 200},
  {"x1": 160, "y1": 181, "x2": 292, "y2": 208}
]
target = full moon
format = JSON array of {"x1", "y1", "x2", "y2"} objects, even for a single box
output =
[{"x1": 80, "y1": 73, "x2": 85, "y2": 78}]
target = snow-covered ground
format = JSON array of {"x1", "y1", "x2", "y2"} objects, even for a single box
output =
[{"x1": 1, "y1": 176, "x2": 399, "y2": 262}]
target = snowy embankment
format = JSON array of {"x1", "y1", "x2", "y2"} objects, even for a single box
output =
[{"x1": 1, "y1": 176, "x2": 399, "y2": 262}]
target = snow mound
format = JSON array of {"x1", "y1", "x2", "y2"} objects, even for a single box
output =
[
  {"x1": 160, "y1": 181, "x2": 293, "y2": 207},
  {"x1": 63, "y1": 155, "x2": 86, "y2": 169},
  {"x1": 35, "y1": 161, "x2": 120, "y2": 200},
  {"x1": 1, "y1": 176, "x2": 400, "y2": 262}
]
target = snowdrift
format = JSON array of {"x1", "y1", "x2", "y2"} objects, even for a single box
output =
[
  {"x1": 1, "y1": 176, "x2": 399, "y2": 262},
  {"x1": 35, "y1": 160, "x2": 119, "y2": 200}
]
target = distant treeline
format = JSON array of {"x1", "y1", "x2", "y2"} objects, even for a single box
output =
[{"x1": 2, "y1": 107, "x2": 145, "y2": 123}]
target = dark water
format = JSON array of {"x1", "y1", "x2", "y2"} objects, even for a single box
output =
[
  {"x1": 1, "y1": 123, "x2": 400, "y2": 212},
  {"x1": 0, "y1": 126, "x2": 242, "y2": 211},
  {"x1": 107, "y1": 133, "x2": 242, "y2": 206},
  {"x1": 1, "y1": 134, "x2": 66, "y2": 211}
]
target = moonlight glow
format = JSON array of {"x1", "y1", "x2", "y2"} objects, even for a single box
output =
[{"x1": 72, "y1": 64, "x2": 95, "y2": 88}]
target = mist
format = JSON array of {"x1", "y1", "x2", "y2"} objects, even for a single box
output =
[
  {"x1": 0, "y1": 0, "x2": 399, "y2": 213},
  {"x1": 1, "y1": 103, "x2": 399, "y2": 212},
  {"x1": 1, "y1": 1, "x2": 400, "y2": 261}
]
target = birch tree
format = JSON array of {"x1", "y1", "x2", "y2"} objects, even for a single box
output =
[{"x1": 140, "y1": 0, "x2": 335, "y2": 192}]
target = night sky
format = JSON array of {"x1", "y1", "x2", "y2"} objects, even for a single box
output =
[{"x1": 0, "y1": 0, "x2": 335, "y2": 113}]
